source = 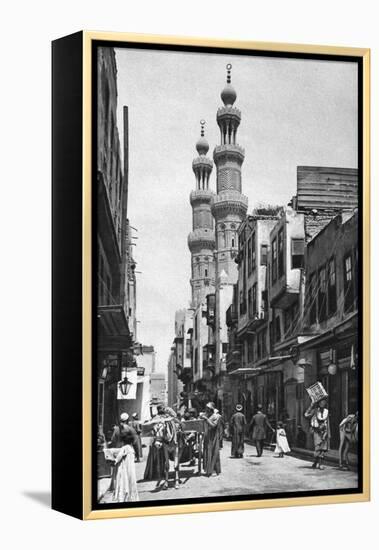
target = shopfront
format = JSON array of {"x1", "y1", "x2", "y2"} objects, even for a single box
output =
[{"x1": 317, "y1": 340, "x2": 358, "y2": 450}]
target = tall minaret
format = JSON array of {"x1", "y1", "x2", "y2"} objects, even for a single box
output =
[
  {"x1": 187, "y1": 121, "x2": 216, "y2": 307},
  {"x1": 212, "y1": 65, "x2": 248, "y2": 379},
  {"x1": 212, "y1": 64, "x2": 248, "y2": 283}
]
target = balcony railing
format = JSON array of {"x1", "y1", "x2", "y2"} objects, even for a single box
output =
[
  {"x1": 226, "y1": 304, "x2": 238, "y2": 327},
  {"x1": 225, "y1": 348, "x2": 242, "y2": 370}
]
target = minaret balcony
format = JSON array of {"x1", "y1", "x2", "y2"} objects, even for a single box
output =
[
  {"x1": 213, "y1": 144, "x2": 245, "y2": 164},
  {"x1": 217, "y1": 105, "x2": 241, "y2": 121},
  {"x1": 192, "y1": 156, "x2": 213, "y2": 171},
  {"x1": 187, "y1": 228, "x2": 216, "y2": 252},
  {"x1": 190, "y1": 189, "x2": 215, "y2": 206},
  {"x1": 211, "y1": 190, "x2": 248, "y2": 220}
]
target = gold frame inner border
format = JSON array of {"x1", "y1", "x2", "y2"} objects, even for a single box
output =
[{"x1": 82, "y1": 31, "x2": 370, "y2": 520}]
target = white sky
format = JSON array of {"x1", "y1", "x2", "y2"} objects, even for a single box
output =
[{"x1": 114, "y1": 47, "x2": 358, "y2": 373}]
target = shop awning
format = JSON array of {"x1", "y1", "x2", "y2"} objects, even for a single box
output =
[
  {"x1": 97, "y1": 305, "x2": 133, "y2": 352},
  {"x1": 229, "y1": 366, "x2": 266, "y2": 377},
  {"x1": 297, "y1": 312, "x2": 357, "y2": 351}
]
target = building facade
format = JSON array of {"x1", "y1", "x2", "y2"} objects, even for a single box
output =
[
  {"x1": 97, "y1": 48, "x2": 136, "y2": 439},
  {"x1": 226, "y1": 166, "x2": 358, "y2": 449},
  {"x1": 96, "y1": 48, "x2": 143, "y2": 438},
  {"x1": 167, "y1": 347, "x2": 180, "y2": 410},
  {"x1": 150, "y1": 373, "x2": 167, "y2": 413},
  {"x1": 226, "y1": 215, "x2": 278, "y2": 423},
  {"x1": 299, "y1": 211, "x2": 358, "y2": 449},
  {"x1": 167, "y1": 309, "x2": 194, "y2": 410}
]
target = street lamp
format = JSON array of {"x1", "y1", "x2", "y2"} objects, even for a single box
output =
[{"x1": 118, "y1": 375, "x2": 133, "y2": 396}]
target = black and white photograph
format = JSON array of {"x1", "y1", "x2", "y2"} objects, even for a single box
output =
[{"x1": 95, "y1": 43, "x2": 362, "y2": 508}]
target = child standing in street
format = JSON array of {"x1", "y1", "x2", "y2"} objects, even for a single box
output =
[{"x1": 274, "y1": 421, "x2": 291, "y2": 457}]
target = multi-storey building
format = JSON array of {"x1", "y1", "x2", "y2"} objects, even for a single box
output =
[
  {"x1": 226, "y1": 214, "x2": 278, "y2": 422},
  {"x1": 299, "y1": 211, "x2": 358, "y2": 449},
  {"x1": 150, "y1": 372, "x2": 167, "y2": 413},
  {"x1": 167, "y1": 346, "x2": 180, "y2": 410},
  {"x1": 96, "y1": 48, "x2": 141, "y2": 437},
  {"x1": 173, "y1": 309, "x2": 193, "y2": 384},
  {"x1": 166, "y1": 309, "x2": 193, "y2": 410},
  {"x1": 265, "y1": 167, "x2": 358, "y2": 445},
  {"x1": 226, "y1": 165, "x2": 358, "y2": 448}
]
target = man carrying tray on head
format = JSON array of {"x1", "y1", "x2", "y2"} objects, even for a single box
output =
[{"x1": 304, "y1": 383, "x2": 330, "y2": 470}]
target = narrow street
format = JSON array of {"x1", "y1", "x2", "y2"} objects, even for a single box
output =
[{"x1": 99, "y1": 439, "x2": 358, "y2": 503}]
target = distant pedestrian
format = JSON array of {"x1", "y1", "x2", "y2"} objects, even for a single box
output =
[
  {"x1": 230, "y1": 404, "x2": 246, "y2": 458},
  {"x1": 201, "y1": 402, "x2": 221, "y2": 477},
  {"x1": 248, "y1": 404, "x2": 274, "y2": 457},
  {"x1": 304, "y1": 398, "x2": 330, "y2": 469},
  {"x1": 215, "y1": 408, "x2": 225, "y2": 449},
  {"x1": 129, "y1": 412, "x2": 143, "y2": 462},
  {"x1": 274, "y1": 421, "x2": 291, "y2": 457}
]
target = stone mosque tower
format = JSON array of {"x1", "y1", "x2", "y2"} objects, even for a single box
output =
[
  {"x1": 187, "y1": 121, "x2": 216, "y2": 307},
  {"x1": 211, "y1": 64, "x2": 248, "y2": 283}
]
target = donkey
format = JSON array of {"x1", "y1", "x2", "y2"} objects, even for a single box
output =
[
  {"x1": 338, "y1": 412, "x2": 358, "y2": 470},
  {"x1": 152, "y1": 418, "x2": 186, "y2": 490}
]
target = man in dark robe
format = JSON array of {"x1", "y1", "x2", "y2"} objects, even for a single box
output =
[
  {"x1": 110, "y1": 412, "x2": 139, "y2": 454},
  {"x1": 201, "y1": 402, "x2": 221, "y2": 477},
  {"x1": 248, "y1": 404, "x2": 274, "y2": 457},
  {"x1": 143, "y1": 406, "x2": 169, "y2": 481},
  {"x1": 230, "y1": 404, "x2": 246, "y2": 458},
  {"x1": 129, "y1": 412, "x2": 143, "y2": 462},
  {"x1": 215, "y1": 409, "x2": 225, "y2": 449}
]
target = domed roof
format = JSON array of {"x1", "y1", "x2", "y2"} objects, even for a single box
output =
[
  {"x1": 221, "y1": 83, "x2": 237, "y2": 106},
  {"x1": 196, "y1": 120, "x2": 209, "y2": 155},
  {"x1": 196, "y1": 136, "x2": 209, "y2": 155}
]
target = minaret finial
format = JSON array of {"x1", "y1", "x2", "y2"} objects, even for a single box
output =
[
  {"x1": 221, "y1": 64, "x2": 236, "y2": 106},
  {"x1": 226, "y1": 63, "x2": 232, "y2": 84},
  {"x1": 196, "y1": 119, "x2": 209, "y2": 155},
  {"x1": 200, "y1": 119, "x2": 206, "y2": 137}
]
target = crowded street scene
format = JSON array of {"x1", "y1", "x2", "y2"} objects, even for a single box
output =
[
  {"x1": 98, "y1": 404, "x2": 357, "y2": 503},
  {"x1": 96, "y1": 45, "x2": 359, "y2": 504}
]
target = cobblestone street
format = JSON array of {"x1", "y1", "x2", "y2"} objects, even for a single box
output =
[{"x1": 99, "y1": 439, "x2": 358, "y2": 503}]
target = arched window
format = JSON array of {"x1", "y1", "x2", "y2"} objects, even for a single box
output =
[{"x1": 219, "y1": 224, "x2": 226, "y2": 247}]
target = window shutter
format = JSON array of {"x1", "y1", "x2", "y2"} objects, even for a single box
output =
[{"x1": 292, "y1": 238, "x2": 305, "y2": 255}]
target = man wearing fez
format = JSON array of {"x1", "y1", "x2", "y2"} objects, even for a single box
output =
[
  {"x1": 249, "y1": 404, "x2": 274, "y2": 457},
  {"x1": 230, "y1": 404, "x2": 246, "y2": 458}
]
